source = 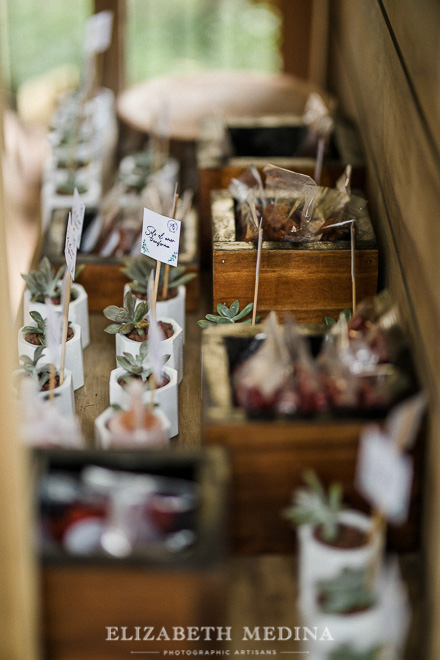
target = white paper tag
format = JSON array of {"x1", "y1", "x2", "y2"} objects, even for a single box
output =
[
  {"x1": 141, "y1": 207, "x2": 181, "y2": 267},
  {"x1": 356, "y1": 425, "x2": 413, "y2": 524},
  {"x1": 64, "y1": 212, "x2": 77, "y2": 280},
  {"x1": 386, "y1": 392, "x2": 427, "y2": 451},
  {"x1": 72, "y1": 188, "x2": 86, "y2": 248},
  {"x1": 84, "y1": 10, "x2": 113, "y2": 54}
]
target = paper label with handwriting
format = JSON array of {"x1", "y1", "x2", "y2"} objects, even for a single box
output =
[
  {"x1": 356, "y1": 425, "x2": 413, "y2": 524},
  {"x1": 141, "y1": 207, "x2": 181, "y2": 267},
  {"x1": 64, "y1": 212, "x2": 78, "y2": 280}
]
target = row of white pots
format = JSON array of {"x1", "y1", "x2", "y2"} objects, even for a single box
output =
[
  {"x1": 23, "y1": 284, "x2": 90, "y2": 348},
  {"x1": 18, "y1": 322, "x2": 84, "y2": 391}
]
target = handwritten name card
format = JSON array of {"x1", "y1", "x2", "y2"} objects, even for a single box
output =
[{"x1": 141, "y1": 207, "x2": 181, "y2": 267}]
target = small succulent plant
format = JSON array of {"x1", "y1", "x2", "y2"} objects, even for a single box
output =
[
  {"x1": 323, "y1": 308, "x2": 352, "y2": 326},
  {"x1": 282, "y1": 470, "x2": 343, "y2": 543},
  {"x1": 21, "y1": 255, "x2": 84, "y2": 303},
  {"x1": 104, "y1": 291, "x2": 149, "y2": 338},
  {"x1": 22, "y1": 311, "x2": 71, "y2": 347},
  {"x1": 329, "y1": 645, "x2": 381, "y2": 660},
  {"x1": 198, "y1": 300, "x2": 260, "y2": 328},
  {"x1": 121, "y1": 255, "x2": 195, "y2": 297},
  {"x1": 22, "y1": 256, "x2": 66, "y2": 303},
  {"x1": 18, "y1": 346, "x2": 53, "y2": 389},
  {"x1": 316, "y1": 567, "x2": 377, "y2": 615},
  {"x1": 22, "y1": 311, "x2": 46, "y2": 345},
  {"x1": 116, "y1": 341, "x2": 170, "y2": 387}
]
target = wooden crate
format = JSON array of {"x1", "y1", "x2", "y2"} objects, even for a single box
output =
[
  {"x1": 36, "y1": 447, "x2": 230, "y2": 660},
  {"x1": 197, "y1": 117, "x2": 366, "y2": 260},
  {"x1": 201, "y1": 324, "x2": 424, "y2": 555},
  {"x1": 211, "y1": 190, "x2": 378, "y2": 323},
  {"x1": 41, "y1": 207, "x2": 200, "y2": 312}
]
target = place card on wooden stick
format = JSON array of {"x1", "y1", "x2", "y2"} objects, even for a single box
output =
[
  {"x1": 140, "y1": 204, "x2": 182, "y2": 314},
  {"x1": 303, "y1": 93, "x2": 334, "y2": 185},
  {"x1": 83, "y1": 10, "x2": 114, "y2": 98},
  {"x1": 356, "y1": 392, "x2": 427, "y2": 546},
  {"x1": 60, "y1": 192, "x2": 86, "y2": 383}
]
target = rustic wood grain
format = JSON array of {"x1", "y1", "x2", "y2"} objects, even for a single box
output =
[{"x1": 328, "y1": 2, "x2": 440, "y2": 658}]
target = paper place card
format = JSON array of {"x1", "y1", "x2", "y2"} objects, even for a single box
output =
[
  {"x1": 64, "y1": 212, "x2": 78, "y2": 280},
  {"x1": 84, "y1": 10, "x2": 113, "y2": 54},
  {"x1": 45, "y1": 299, "x2": 62, "y2": 364},
  {"x1": 72, "y1": 188, "x2": 86, "y2": 248},
  {"x1": 356, "y1": 424, "x2": 413, "y2": 524},
  {"x1": 386, "y1": 392, "x2": 427, "y2": 451},
  {"x1": 141, "y1": 207, "x2": 181, "y2": 267}
]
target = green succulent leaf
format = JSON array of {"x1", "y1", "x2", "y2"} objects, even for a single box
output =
[
  {"x1": 233, "y1": 302, "x2": 254, "y2": 321},
  {"x1": 104, "y1": 323, "x2": 123, "y2": 334}
]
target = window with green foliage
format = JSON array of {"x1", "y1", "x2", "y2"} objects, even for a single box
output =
[
  {"x1": 1, "y1": 0, "x2": 92, "y2": 93},
  {"x1": 1, "y1": 0, "x2": 282, "y2": 94},
  {"x1": 125, "y1": 0, "x2": 282, "y2": 84}
]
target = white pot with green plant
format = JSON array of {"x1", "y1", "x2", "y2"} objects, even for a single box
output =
[
  {"x1": 22, "y1": 256, "x2": 90, "y2": 348},
  {"x1": 15, "y1": 346, "x2": 75, "y2": 418},
  {"x1": 122, "y1": 255, "x2": 196, "y2": 339},
  {"x1": 103, "y1": 291, "x2": 183, "y2": 382},
  {"x1": 283, "y1": 471, "x2": 381, "y2": 609},
  {"x1": 18, "y1": 312, "x2": 84, "y2": 390},
  {"x1": 109, "y1": 341, "x2": 178, "y2": 437},
  {"x1": 95, "y1": 380, "x2": 171, "y2": 449},
  {"x1": 299, "y1": 566, "x2": 386, "y2": 660}
]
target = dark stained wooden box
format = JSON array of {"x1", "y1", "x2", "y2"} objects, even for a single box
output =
[
  {"x1": 201, "y1": 324, "x2": 424, "y2": 556},
  {"x1": 197, "y1": 117, "x2": 366, "y2": 258},
  {"x1": 41, "y1": 207, "x2": 200, "y2": 312},
  {"x1": 36, "y1": 447, "x2": 230, "y2": 660},
  {"x1": 211, "y1": 190, "x2": 378, "y2": 323}
]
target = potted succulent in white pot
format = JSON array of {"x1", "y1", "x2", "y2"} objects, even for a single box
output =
[
  {"x1": 95, "y1": 381, "x2": 171, "y2": 449},
  {"x1": 15, "y1": 346, "x2": 75, "y2": 418},
  {"x1": 103, "y1": 291, "x2": 183, "y2": 382},
  {"x1": 121, "y1": 255, "x2": 196, "y2": 339},
  {"x1": 22, "y1": 256, "x2": 90, "y2": 348},
  {"x1": 109, "y1": 341, "x2": 178, "y2": 437},
  {"x1": 18, "y1": 311, "x2": 84, "y2": 390},
  {"x1": 282, "y1": 471, "x2": 381, "y2": 610},
  {"x1": 299, "y1": 567, "x2": 385, "y2": 660}
]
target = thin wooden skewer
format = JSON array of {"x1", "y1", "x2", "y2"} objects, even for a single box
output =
[
  {"x1": 350, "y1": 221, "x2": 356, "y2": 313},
  {"x1": 161, "y1": 189, "x2": 180, "y2": 300},
  {"x1": 59, "y1": 272, "x2": 72, "y2": 386}
]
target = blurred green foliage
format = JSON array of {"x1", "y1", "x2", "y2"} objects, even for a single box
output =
[{"x1": 2, "y1": 0, "x2": 281, "y2": 93}]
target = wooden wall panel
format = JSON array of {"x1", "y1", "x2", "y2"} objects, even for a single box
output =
[{"x1": 327, "y1": 2, "x2": 440, "y2": 659}]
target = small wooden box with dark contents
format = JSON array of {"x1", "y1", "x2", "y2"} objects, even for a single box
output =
[
  {"x1": 211, "y1": 190, "x2": 378, "y2": 324},
  {"x1": 197, "y1": 116, "x2": 366, "y2": 258},
  {"x1": 201, "y1": 324, "x2": 424, "y2": 555},
  {"x1": 36, "y1": 447, "x2": 230, "y2": 660}
]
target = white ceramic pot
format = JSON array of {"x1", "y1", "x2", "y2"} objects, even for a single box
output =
[
  {"x1": 299, "y1": 597, "x2": 385, "y2": 660},
  {"x1": 109, "y1": 365, "x2": 179, "y2": 437},
  {"x1": 14, "y1": 368, "x2": 75, "y2": 418},
  {"x1": 124, "y1": 283, "x2": 187, "y2": 340},
  {"x1": 297, "y1": 510, "x2": 381, "y2": 609},
  {"x1": 23, "y1": 283, "x2": 90, "y2": 348},
  {"x1": 114, "y1": 317, "x2": 183, "y2": 383},
  {"x1": 94, "y1": 406, "x2": 171, "y2": 449},
  {"x1": 18, "y1": 322, "x2": 84, "y2": 390},
  {"x1": 40, "y1": 174, "x2": 101, "y2": 231}
]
